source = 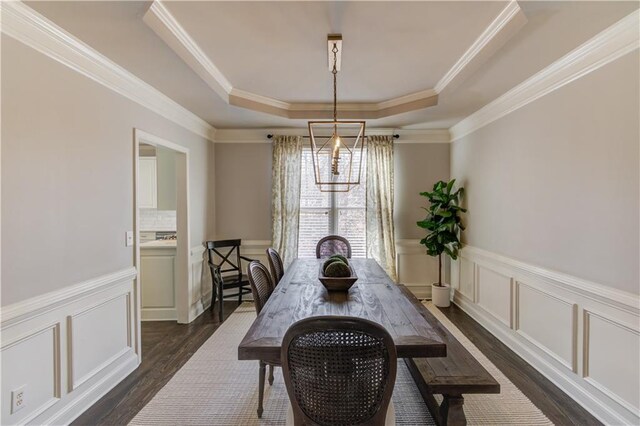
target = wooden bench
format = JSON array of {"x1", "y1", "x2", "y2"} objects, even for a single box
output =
[{"x1": 398, "y1": 285, "x2": 500, "y2": 426}]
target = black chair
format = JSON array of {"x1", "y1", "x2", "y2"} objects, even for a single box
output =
[
  {"x1": 316, "y1": 235, "x2": 352, "y2": 259},
  {"x1": 247, "y1": 261, "x2": 279, "y2": 418},
  {"x1": 266, "y1": 247, "x2": 285, "y2": 285},
  {"x1": 205, "y1": 239, "x2": 254, "y2": 322},
  {"x1": 282, "y1": 316, "x2": 397, "y2": 425}
]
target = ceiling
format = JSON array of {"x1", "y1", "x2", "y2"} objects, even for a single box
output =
[
  {"x1": 163, "y1": 1, "x2": 506, "y2": 102},
  {"x1": 27, "y1": 1, "x2": 639, "y2": 130}
]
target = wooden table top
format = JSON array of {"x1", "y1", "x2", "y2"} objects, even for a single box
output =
[{"x1": 238, "y1": 258, "x2": 446, "y2": 363}]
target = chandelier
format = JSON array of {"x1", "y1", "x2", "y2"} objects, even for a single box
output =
[{"x1": 308, "y1": 35, "x2": 366, "y2": 192}]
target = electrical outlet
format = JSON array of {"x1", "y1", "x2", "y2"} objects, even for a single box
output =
[
  {"x1": 125, "y1": 231, "x2": 134, "y2": 247},
  {"x1": 11, "y1": 385, "x2": 26, "y2": 414}
]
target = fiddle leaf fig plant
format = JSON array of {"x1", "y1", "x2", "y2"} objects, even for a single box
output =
[{"x1": 417, "y1": 179, "x2": 466, "y2": 287}]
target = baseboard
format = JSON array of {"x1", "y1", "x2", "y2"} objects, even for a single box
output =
[
  {"x1": 1, "y1": 268, "x2": 139, "y2": 425},
  {"x1": 403, "y1": 284, "x2": 432, "y2": 299},
  {"x1": 451, "y1": 246, "x2": 640, "y2": 425},
  {"x1": 141, "y1": 307, "x2": 177, "y2": 321}
]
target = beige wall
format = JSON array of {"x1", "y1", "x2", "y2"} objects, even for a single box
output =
[
  {"x1": 214, "y1": 143, "x2": 273, "y2": 240},
  {"x1": 451, "y1": 52, "x2": 639, "y2": 294},
  {"x1": 1, "y1": 36, "x2": 213, "y2": 305},
  {"x1": 214, "y1": 141, "x2": 450, "y2": 241},
  {"x1": 394, "y1": 143, "x2": 451, "y2": 239}
]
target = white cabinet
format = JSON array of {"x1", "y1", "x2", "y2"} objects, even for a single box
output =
[
  {"x1": 139, "y1": 157, "x2": 157, "y2": 209},
  {"x1": 140, "y1": 245, "x2": 176, "y2": 320},
  {"x1": 156, "y1": 147, "x2": 177, "y2": 210}
]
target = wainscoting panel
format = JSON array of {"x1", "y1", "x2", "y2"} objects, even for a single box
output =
[
  {"x1": 189, "y1": 245, "x2": 207, "y2": 320},
  {"x1": 1, "y1": 324, "x2": 60, "y2": 425},
  {"x1": 476, "y1": 265, "x2": 513, "y2": 328},
  {"x1": 458, "y1": 257, "x2": 475, "y2": 301},
  {"x1": 395, "y1": 239, "x2": 436, "y2": 298},
  {"x1": 0, "y1": 268, "x2": 139, "y2": 425},
  {"x1": 583, "y1": 310, "x2": 640, "y2": 414},
  {"x1": 516, "y1": 281, "x2": 577, "y2": 371},
  {"x1": 240, "y1": 240, "x2": 271, "y2": 266},
  {"x1": 452, "y1": 245, "x2": 640, "y2": 425},
  {"x1": 68, "y1": 293, "x2": 132, "y2": 390}
]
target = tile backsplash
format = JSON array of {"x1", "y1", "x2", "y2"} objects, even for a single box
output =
[{"x1": 140, "y1": 209, "x2": 177, "y2": 231}]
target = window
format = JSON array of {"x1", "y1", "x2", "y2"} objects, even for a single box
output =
[{"x1": 298, "y1": 148, "x2": 367, "y2": 258}]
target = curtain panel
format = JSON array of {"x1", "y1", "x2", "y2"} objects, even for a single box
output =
[
  {"x1": 271, "y1": 135, "x2": 303, "y2": 267},
  {"x1": 366, "y1": 135, "x2": 397, "y2": 281}
]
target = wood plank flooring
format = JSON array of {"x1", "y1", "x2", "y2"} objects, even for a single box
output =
[
  {"x1": 438, "y1": 304, "x2": 601, "y2": 426},
  {"x1": 73, "y1": 301, "x2": 601, "y2": 426},
  {"x1": 72, "y1": 302, "x2": 239, "y2": 426}
]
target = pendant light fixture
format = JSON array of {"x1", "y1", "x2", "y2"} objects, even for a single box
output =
[{"x1": 308, "y1": 34, "x2": 366, "y2": 192}]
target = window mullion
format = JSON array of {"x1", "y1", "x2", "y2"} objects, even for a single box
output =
[{"x1": 330, "y1": 190, "x2": 337, "y2": 234}]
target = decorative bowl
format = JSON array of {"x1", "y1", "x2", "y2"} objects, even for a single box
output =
[{"x1": 318, "y1": 264, "x2": 358, "y2": 291}]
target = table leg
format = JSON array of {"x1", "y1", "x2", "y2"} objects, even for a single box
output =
[{"x1": 257, "y1": 361, "x2": 266, "y2": 418}]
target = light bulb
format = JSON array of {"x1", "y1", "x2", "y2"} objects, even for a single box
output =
[{"x1": 331, "y1": 134, "x2": 341, "y2": 176}]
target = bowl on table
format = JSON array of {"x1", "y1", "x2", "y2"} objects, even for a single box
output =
[{"x1": 318, "y1": 264, "x2": 358, "y2": 291}]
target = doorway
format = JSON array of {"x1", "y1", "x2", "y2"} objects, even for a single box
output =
[{"x1": 134, "y1": 129, "x2": 191, "y2": 341}]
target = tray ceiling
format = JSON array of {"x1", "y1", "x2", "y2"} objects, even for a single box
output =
[
  {"x1": 25, "y1": 1, "x2": 639, "y2": 129},
  {"x1": 144, "y1": 0, "x2": 527, "y2": 119},
  {"x1": 161, "y1": 1, "x2": 507, "y2": 103}
]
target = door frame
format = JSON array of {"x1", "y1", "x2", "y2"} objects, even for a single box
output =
[{"x1": 133, "y1": 129, "x2": 191, "y2": 340}]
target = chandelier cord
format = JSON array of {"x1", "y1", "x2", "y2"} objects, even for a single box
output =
[{"x1": 332, "y1": 43, "x2": 338, "y2": 124}]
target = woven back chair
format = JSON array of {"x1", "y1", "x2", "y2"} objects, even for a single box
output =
[
  {"x1": 246, "y1": 260, "x2": 279, "y2": 418},
  {"x1": 282, "y1": 316, "x2": 397, "y2": 426},
  {"x1": 266, "y1": 248, "x2": 285, "y2": 285},
  {"x1": 316, "y1": 235, "x2": 352, "y2": 259},
  {"x1": 247, "y1": 261, "x2": 274, "y2": 315}
]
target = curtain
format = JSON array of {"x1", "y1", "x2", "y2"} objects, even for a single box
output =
[
  {"x1": 366, "y1": 135, "x2": 397, "y2": 281},
  {"x1": 271, "y1": 135, "x2": 303, "y2": 267}
]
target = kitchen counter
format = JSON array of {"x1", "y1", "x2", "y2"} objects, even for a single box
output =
[{"x1": 141, "y1": 239, "x2": 177, "y2": 248}]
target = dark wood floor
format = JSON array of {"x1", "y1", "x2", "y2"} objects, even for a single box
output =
[
  {"x1": 437, "y1": 305, "x2": 601, "y2": 426},
  {"x1": 72, "y1": 302, "x2": 240, "y2": 426},
  {"x1": 74, "y1": 301, "x2": 600, "y2": 426}
]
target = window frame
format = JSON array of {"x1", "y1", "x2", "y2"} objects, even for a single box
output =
[{"x1": 298, "y1": 146, "x2": 367, "y2": 258}]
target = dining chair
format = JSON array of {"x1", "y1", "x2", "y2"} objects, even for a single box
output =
[
  {"x1": 205, "y1": 239, "x2": 254, "y2": 322},
  {"x1": 316, "y1": 235, "x2": 352, "y2": 259},
  {"x1": 247, "y1": 260, "x2": 279, "y2": 418},
  {"x1": 266, "y1": 247, "x2": 285, "y2": 286},
  {"x1": 281, "y1": 316, "x2": 397, "y2": 426}
]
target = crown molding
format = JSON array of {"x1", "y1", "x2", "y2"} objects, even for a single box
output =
[
  {"x1": 143, "y1": 0, "x2": 231, "y2": 102},
  {"x1": 435, "y1": 1, "x2": 526, "y2": 94},
  {"x1": 213, "y1": 128, "x2": 450, "y2": 144},
  {"x1": 1, "y1": 1, "x2": 216, "y2": 142},
  {"x1": 227, "y1": 89, "x2": 439, "y2": 120},
  {"x1": 144, "y1": 0, "x2": 525, "y2": 120},
  {"x1": 450, "y1": 9, "x2": 640, "y2": 142}
]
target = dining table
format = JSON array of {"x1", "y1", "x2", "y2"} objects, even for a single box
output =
[{"x1": 238, "y1": 258, "x2": 446, "y2": 364}]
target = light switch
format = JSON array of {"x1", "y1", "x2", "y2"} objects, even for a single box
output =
[{"x1": 125, "y1": 231, "x2": 134, "y2": 247}]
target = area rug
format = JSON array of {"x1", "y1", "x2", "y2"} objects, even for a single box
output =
[{"x1": 129, "y1": 303, "x2": 551, "y2": 425}]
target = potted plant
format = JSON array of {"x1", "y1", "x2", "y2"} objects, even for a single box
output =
[{"x1": 417, "y1": 179, "x2": 466, "y2": 307}]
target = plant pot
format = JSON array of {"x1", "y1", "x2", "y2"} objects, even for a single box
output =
[{"x1": 431, "y1": 283, "x2": 451, "y2": 307}]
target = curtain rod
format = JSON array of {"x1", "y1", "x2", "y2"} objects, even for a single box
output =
[{"x1": 266, "y1": 134, "x2": 399, "y2": 139}]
